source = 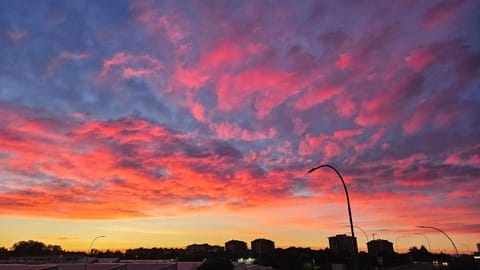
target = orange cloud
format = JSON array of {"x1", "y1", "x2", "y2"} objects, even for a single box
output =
[{"x1": 0, "y1": 106, "x2": 288, "y2": 219}]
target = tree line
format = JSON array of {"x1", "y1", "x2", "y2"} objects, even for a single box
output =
[{"x1": 1, "y1": 240, "x2": 479, "y2": 270}]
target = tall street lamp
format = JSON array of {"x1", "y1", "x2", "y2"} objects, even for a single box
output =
[
  {"x1": 417, "y1": 226, "x2": 458, "y2": 256},
  {"x1": 84, "y1": 235, "x2": 106, "y2": 270},
  {"x1": 306, "y1": 164, "x2": 358, "y2": 270}
]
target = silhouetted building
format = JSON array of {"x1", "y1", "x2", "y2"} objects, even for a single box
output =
[
  {"x1": 251, "y1": 239, "x2": 275, "y2": 255},
  {"x1": 328, "y1": 234, "x2": 358, "y2": 257},
  {"x1": 0, "y1": 262, "x2": 176, "y2": 270},
  {"x1": 225, "y1": 240, "x2": 248, "y2": 255},
  {"x1": 367, "y1": 239, "x2": 394, "y2": 256},
  {"x1": 185, "y1": 244, "x2": 223, "y2": 254},
  {"x1": 475, "y1": 242, "x2": 480, "y2": 260}
]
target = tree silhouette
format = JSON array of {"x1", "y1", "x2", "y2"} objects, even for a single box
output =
[
  {"x1": 407, "y1": 245, "x2": 432, "y2": 262},
  {"x1": 197, "y1": 257, "x2": 234, "y2": 270},
  {"x1": 295, "y1": 253, "x2": 314, "y2": 270},
  {"x1": 12, "y1": 240, "x2": 50, "y2": 256},
  {"x1": 0, "y1": 247, "x2": 8, "y2": 259}
]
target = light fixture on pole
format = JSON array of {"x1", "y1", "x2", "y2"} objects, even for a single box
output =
[
  {"x1": 84, "y1": 235, "x2": 106, "y2": 270},
  {"x1": 417, "y1": 226, "x2": 458, "y2": 256},
  {"x1": 306, "y1": 164, "x2": 358, "y2": 270}
]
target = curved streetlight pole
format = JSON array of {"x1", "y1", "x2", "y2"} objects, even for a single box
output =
[
  {"x1": 354, "y1": 226, "x2": 369, "y2": 242},
  {"x1": 347, "y1": 225, "x2": 369, "y2": 243},
  {"x1": 413, "y1": 233, "x2": 431, "y2": 251},
  {"x1": 348, "y1": 225, "x2": 369, "y2": 252},
  {"x1": 306, "y1": 164, "x2": 358, "y2": 270},
  {"x1": 84, "y1": 235, "x2": 105, "y2": 270},
  {"x1": 417, "y1": 226, "x2": 458, "y2": 256},
  {"x1": 395, "y1": 233, "x2": 431, "y2": 252}
]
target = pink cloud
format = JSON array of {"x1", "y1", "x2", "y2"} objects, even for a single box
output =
[
  {"x1": 295, "y1": 86, "x2": 342, "y2": 110},
  {"x1": 444, "y1": 154, "x2": 480, "y2": 167},
  {"x1": 402, "y1": 99, "x2": 431, "y2": 135},
  {"x1": 210, "y1": 122, "x2": 276, "y2": 141},
  {"x1": 1, "y1": 103, "x2": 478, "y2": 243},
  {"x1": 391, "y1": 153, "x2": 429, "y2": 177},
  {"x1": 172, "y1": 65, "x2": 209, "y2": 89},
  {"x1": 170, "y1": 41, "x2": 266, "y2": 92},
  {"x1": 332, "y1": 129, "x2": 363, "y2": 139},
  {"x1": 432, "y1": 107, "x2": 464, "y2": 129},
  {"x1": 48, "y1": 51, "x2": 92, "y2": 76},
  {"x1": 334, "y1": 95, "x2": 357, "y2": 117},
  {"x1": 396, "y1": 179, "x2": 433, "y2": 187},
  {"x1": 447, "y1": 190, "x2": 472, "y2": 199},
  {"x1": 216, "y1": 66, "x2": 301, "y2": 117},
  {"x1": 298, "y1": 128, "x2": 367, "y2": 160},
  {"x1": 422, "y1": 0, "x2": 466, "y2": 28},
  {"x1": 0, "y1": 109, "x2": 250, "y2": 218},
  {"x1": 292, "y1": 117, "x2": 308, "y2": 136},
  {"x1": 191, "y1": 103, "x2": 207, "y2": 122},
  {"x1": 356, "y1": 74, "x2": 423, "y2": 126},
  {"x1": 99, "y1": 52, "x2": 163, "y2": 79},
  {"x1": 324, "y1": 141, "x2": 342, "y2": 159},
  {"x1": 353, "y1": 128, "x2": 386, "y2": 154},
  {"x1": 298, "y1": 134, "x2": 328, "y2": 156},
  {"x1": 404, "y1": 92, "x2": 464, "y2": 136},
  {"x1": 6, "y1": 28, "x2": 28, "y2": 42},
  {"x1": 199, "y1": 42, "x2": 244, "y2": 68},
  {"x1": 405, "y1": 48, "x2": 436, "y2": 71},
  {"x1": 335, "y1": 53, "x2": 352, "y2": 69},
  {"x1": 131, "y1": 2, "x2": 188, "y2": 44}
]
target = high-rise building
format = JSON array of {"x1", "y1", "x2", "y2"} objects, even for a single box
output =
[
  {"x1": 251, "y1": 238, "x2": 275, "y2": 255},
  {"x1": 328, "y1": 234, "x2": 358, "y2": 257},
  {"x1": 225, "y1": 240, "x2": 248, "y2": 255},
  {"x1": 367, "y1": 239, "x2": 394, "y2": 256}
]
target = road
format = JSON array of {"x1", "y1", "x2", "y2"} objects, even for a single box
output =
[{"x1": 386, "y1": 262, "x2": 445, "y2": 270}]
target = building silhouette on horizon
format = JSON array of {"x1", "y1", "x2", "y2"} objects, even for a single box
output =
[
  {"x1": 367, "y1": 239, "x2": 394, "y2": 256},
  {"x1": 328, "y1": 234, "x2": 358, "y2": 257},
  {"x1": 225, "y1": 240, "x2": 248, "y2": 255},
  {"x1": 251, "y1": 238, "x2": 275, "y2": 255}
]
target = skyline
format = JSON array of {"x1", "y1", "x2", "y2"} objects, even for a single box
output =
[{"x1": 0, "y1": 0, "x2": 479, "y2": 253}]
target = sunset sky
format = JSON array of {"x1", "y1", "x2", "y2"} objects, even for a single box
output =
[{"x1": 0, "y1": 0, "x2": 479, "y2": 254}]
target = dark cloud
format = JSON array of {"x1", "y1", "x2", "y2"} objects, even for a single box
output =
[{"x1": 211, "y1": 140, "x2": 243, "y2": 160}]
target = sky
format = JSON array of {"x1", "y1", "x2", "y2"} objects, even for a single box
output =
[{"x1": 0, "y1": 0, "x2": 479, "y2": 254}]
